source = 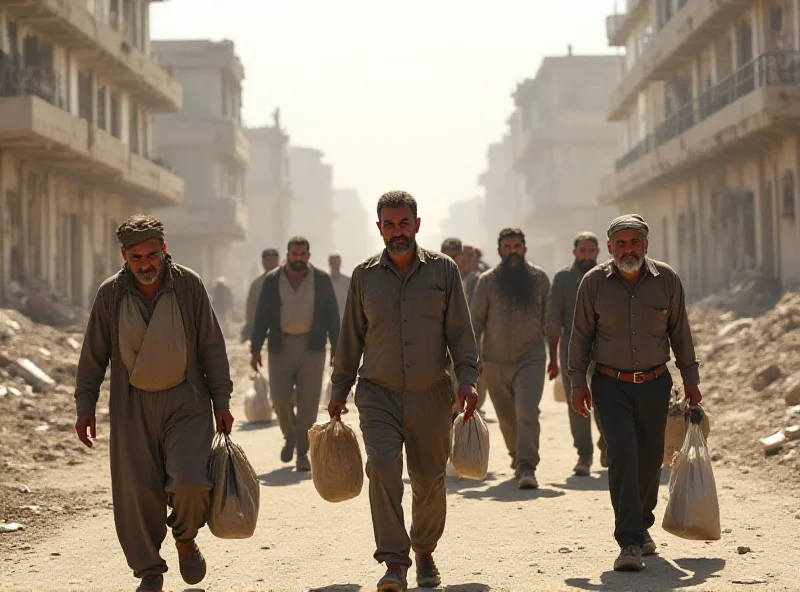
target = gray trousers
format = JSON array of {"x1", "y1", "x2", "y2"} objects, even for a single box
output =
[
  {"x1": 356, "y1": 377, "x2": 453, "y2": 567},
  {"x1": 483, "y1": 346, "x2": 546, "y2": 473},
  {"x1": 560, "y1": 345, "x2": 606, "y2": 458},
  {"x1": 267, "y1": 333, "x2": 326, "y2": 457},
  {"x1": 110, "y1": 381, "x2": 214, "y2": 578}
]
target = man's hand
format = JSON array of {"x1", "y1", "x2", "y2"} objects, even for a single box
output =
[
  {"x1": 328, "y1": 401, "x2": 348, "y2": 420},
  {"x1": 250, "y1": 354, "x2": 262, "y2": 372},
  {"x1": 214, "y1": 409, "x2": 234, "y2": 434},
  {"x1": 684, "y1": 384, "x2": 702, "y2": 406},
  {"x1": 458, "y1": 384, "x2": 478, "y2": 421},
  {"x1": 75, "y1": 415, "x2": 97, "y2": 448},
  {"x1": 547, "y1": 359, "x2": 559, "y2": 381},
  {"x1": 571, "y1": 387, "x2": 593, "y2": 418}
]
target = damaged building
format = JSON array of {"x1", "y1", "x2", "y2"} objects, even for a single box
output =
[{"x1": 600, "y1": 0, "x2": 800, "y2": 297}]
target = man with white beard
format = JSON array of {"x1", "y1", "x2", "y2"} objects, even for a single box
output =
[{"x1": 569, "y1": 214, "x2": 702, "y2": 573}]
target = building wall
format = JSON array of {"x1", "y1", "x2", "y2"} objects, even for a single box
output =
[{"x1": 289, "y1": 146, "x2": 334, "y2": 258}]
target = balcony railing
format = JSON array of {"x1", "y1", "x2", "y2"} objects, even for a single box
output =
[
  {"x1": 0, "y1": 55, "x2": 65, "y2": 109},
  {"x1": 615, "y1": 51, "x2": 800, "y2": 172}
]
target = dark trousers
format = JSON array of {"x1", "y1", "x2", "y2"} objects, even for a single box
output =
[{"x1": 591, "y1": 370, "x2": 672, "y2": 548}]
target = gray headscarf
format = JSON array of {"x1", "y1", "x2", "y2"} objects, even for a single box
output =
[
  {"x1": 116, "y1": 215, "x2": 166, "y2": 250},
  {"x1": 607, "y1": 214, "x2": 649, "y2": 239}
]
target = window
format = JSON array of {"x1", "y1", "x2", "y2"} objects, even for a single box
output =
[
  {"x1": 97, "y1": 84, "x2": 107, "y2": 130},
  {"x1": 78, "y1": 71, "x2": 92, "y2": 121},
  {"x1": 110, "y1": 91, "x2": 120, "y2": 138},
  {"x1": 129, "y1": 103, "x2": 140, "y2": 153},
  {"x1": 782, "y1": 170, "x2": 796, "y2": 220}
]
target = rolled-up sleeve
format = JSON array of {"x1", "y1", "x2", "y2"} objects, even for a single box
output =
[
  {"x1": 667, "y1": 273, "x2": 701, "y2": 386},
  {"x1": 330, "y1": 269, "x2": 366, "y2": 404},
  {"x1": 568, "y1": 275, "x2": 596, "y2": 389},
  {"x1": 74, "y1": 285, "x2": 113, "y2": 417},
  {"x1": 194, "y1": 276, "x2": 233, "y2": 410},
  {"x1": 445, "y1": 261, "x2": 480, "y2": 387}
]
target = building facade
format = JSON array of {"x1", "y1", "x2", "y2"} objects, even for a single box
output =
[
  {"x1": 601, "y1": 0, "x2": 800, "y2": 296},
  {"x1": 478, "y1": 132, "x2": 520, "y2": 264},
  {"x1": 0, "y1": 0, "x2": 183, "y2": 308},
  {"x1": 152, "y1": 39, "x2": 248, "y2": 285},
  {"x1": 288, "y1": 146, "x2": 333, "y2": 259},
  {"x1": 332, "y1": 188, "x2": 379, "y2": 274}
]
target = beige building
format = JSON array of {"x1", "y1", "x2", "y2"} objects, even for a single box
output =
[
  {"x1": 0, "y1": 0, "x2": 183, "y2": 308},
  {"x1": 288, "y1": 146, "x2": 333, "y2": 258},
  {"x1": 512, "y1": 51, "x2": 619, "y2": 275},
  {"x1": 478, "y1": 132, "x2": 521, "y2": 263},
  {"x1": 332, "y1": 188, "x2": 380, "y2": 274},
  {"x1": 601, "y1": 0, "x2": 800, "y2": 296},
  {"x1": 152, "y1": 39, "x2": 248, "y2": 284}
]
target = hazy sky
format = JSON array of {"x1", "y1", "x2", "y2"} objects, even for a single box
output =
[{"x1": 151, "y1": 0, "x2": 619, "y2": 237}]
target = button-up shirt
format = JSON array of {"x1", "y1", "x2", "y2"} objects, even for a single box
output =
[
  {"x1": 330, "y1": 246, "x2": 480, "y2": 403},
  {"x1": 279, "y1": 267, "x2": 315, "y2": 335},
  {"x1": 470, "y1": 262, "x2": 550, "y2": 365},
  {"x1": 568, "y1": 258, "x2": 700, "y2": 388},
  {"x1": 546, "y1": 262, "x2": 585, "y2": 343}
]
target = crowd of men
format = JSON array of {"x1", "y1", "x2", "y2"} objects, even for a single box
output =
[{"x1": 73, "y1": 192, "x2": 702, "y2": 591}]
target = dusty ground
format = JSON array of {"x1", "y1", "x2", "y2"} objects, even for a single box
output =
[{"x1": 1, "y1": 340, "x2": 799, "y2": 592}]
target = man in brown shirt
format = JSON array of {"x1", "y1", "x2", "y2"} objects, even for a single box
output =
[
  {"x1": 330, "y1": 191, "x2": 480, "y2": 592},
  {"x1": 471, "y1": 227, "x2": 550, "y2": 490},
  {"x1": 74, "y1": 215, "x2": 233, "y2": 592},
  {"x1": 241, "y1": 248, "x2": 279, "y2": 343},
  {"x1": 546, "y1": 232, "x2": 607, "y2": 477},
  {"x1": 569, "y1": 214, "x2": 702, "y2": 573}
]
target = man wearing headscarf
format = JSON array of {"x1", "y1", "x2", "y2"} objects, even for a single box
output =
[
  {"x1": 74, "y1": 214, "x2": 233, "y2": 592},
  {"x1": 569, "y1": 214, "x2": 701, "y2": 572}
]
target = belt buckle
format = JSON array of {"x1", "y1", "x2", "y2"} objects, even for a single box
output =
[{"x1": 632, "y1": 372, "x2": 645, "y2": 384}]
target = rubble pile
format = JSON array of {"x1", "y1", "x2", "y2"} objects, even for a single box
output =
[{"x1": 2, "y1": 279, "x2": 88, "y2": 329}]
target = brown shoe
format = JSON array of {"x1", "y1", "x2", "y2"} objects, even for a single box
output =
[
  {"x1": 614, "y1": 545, "x2": 644, "y2": 571},
  {"x1": 176, "y1": 540, "x2": 206, "y2": 585},
  {"x1": 415, "y1": 552, "x2": 442, "y2": 588},
  {"x1": 377, "y1": 563, "x2": 408, "y2": 591},
  {"x1": 642, "y1": 530, "x2": 657, "y2": 555},
  {"x1": 136, "y1": 575, "x2": 163, "y2": 592},
  {"x1": 573, "y1": 455, "x2": 592, "y2": 477}
]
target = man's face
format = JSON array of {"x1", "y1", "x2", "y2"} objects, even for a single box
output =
[
  {"x1": 498, "y1": 236, "x2": 526, "y2": 266},
  {"x1": 377, "y1": 205, "x2": 420, "y2": 256},
  {"x1": 461, "y1": 249, "x2": 476, "y2": 275},
  {"x1": 442, "y1": 248, "x2": 463, "y2": 266},
  {"x1": 123, "y1": 238, "x2": 166, "y2": 286},
  {"x1": 262, "y1": 253, "x2": 279, "y2": 273},
  {"x1": 329, "y1": 255, "x2": 341, "y2": 273},
  {"x1": 573, "y1": 240, "x2": 600, "y2": 271},
  {"x1": 287, "y1": 244, "x2": 310, "y2": 272},
  {"x1": 608, "y1": 229, "x2": 647, "y2": 274}
]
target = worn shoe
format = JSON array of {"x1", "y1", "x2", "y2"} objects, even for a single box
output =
[
  {"x1": 518, "y1": 470, "x2": 539, "y2": 490},
  {"x1": 642, "y1": 531, "x2": 657, "y2": 555},
  {"x1": 377, "y1": 563, "x2": 408, "y2": 591},
  {"x1": 573, "y1": 455, "x2": 592, "y2": 477},
  {"x1": 296, "y1": 454, "x2": 311, "y2": 472},
  {"x1": 176, "y1": 540, "x2": 207, "y2": 585},
  {"x1": 415, "y1": 552, "x2": 442, "y2": 588},
  {"x1": 613, "y1": 545, "x2": 644, "y2": 571},
  {"x1": 136, "y1": 575, "x2": 164, "y2": 592},
  {"x1": 600, "y1": 449, "x2": 609, "y2": 468},
  {"x1": 280, "y1": 441, "x2": 294, "y2": 463}
]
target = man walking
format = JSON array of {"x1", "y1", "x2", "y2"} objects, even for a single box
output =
[
  {"x1": 330, "y1": 191, "x2": 480, "y2": 591},
  {"x1": 546, "y1": 232, "x2": 607, "y2": 477},
  {"x1": 74, "y1": 215, "x2": 233, "y2": 592},
  {"x1": 328, "y1": 252, "x2": 351, "y2": 321},
  {"x1": 471, "y1": 227, "x2": 550, "y2": 489},
  {"x1": 461, "y1": 244, "x2": 480, "y2": 302},
  {"x1": 569, "y1": 214, "x2": 701, "y2": 572},
  {"x1": 250, "y1": 236, "x2": 340, "y2": 472},
  {"x1": 241, "y1": 248, "x2": 280, "y2": 342}
]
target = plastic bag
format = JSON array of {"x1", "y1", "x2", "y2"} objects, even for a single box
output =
[
  {"x1": 451, "y1": 411, "x2": 490, "y2": 480},
  {"x1": 554, "y1": 377, "x2": 566, "y2": 402},
  {"x1": 207, "y1": 433, "x2": 260, "y2": 539},
  {"x1": 662, "y1": 419, "x2": 721, "y2": 541},
  {"x1": 244, "y1": 371, "x2": 272, "y2": 423},
  {"x1": 664, "y1": 396, "x2": 710, "y2": 466},
  {"x1": 308, "y1": 418, "x2": 364, "y2": 502}
]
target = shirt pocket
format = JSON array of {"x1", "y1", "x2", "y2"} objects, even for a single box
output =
[
  {"x1": 413, "y1": 289, "x2": 446, "y2": 320},
  {"x1": 644, "y1": 305, "x2": 668, "y2": 337}
]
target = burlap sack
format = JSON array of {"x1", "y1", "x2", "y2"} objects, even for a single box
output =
[
  {"x1": 244, "y1": 371, "x2": 272, "y2": 423},
  {"x1": 662, "y1": 423, "x2": 721, "y2": 540},
  {"x1": 664, "y1": 397, "x2": 710, "y2": 466},
  {"x1": 554, "y1": 377, "x2": 566, "y2": 402},
  {"x1": 451, "y1": 411, "x2": 490, "y2": 480},
  {"x1": 207, "y1": 433, "x2": 260, "y2": 539},
  {"x1": 308, "y1": 418, "x2": 363, "y2": 502}
]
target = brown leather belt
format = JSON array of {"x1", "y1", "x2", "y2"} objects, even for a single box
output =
[{"x1": 594, "y1": 363, "x2": 668, "y2": 384}]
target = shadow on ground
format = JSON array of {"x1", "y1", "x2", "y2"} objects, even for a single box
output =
[
  {"x1": 564, "y1": 556, "x2": 726, "y2": 592},
  {"x1": 309, "y1": 584, "x2": 492, "y2": 592},
  {"x1": 236, "y1": 420, "x2": 279, "y2": 432},
  {"x1": 456, "y1": 477, "x2": 566, "y2": 502},
  {"x1": 258, "y1": 466, "x2": 311, "y2": 487}
]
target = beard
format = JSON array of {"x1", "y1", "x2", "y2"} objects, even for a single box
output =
[
  {"x1": 289, "y1": 260, "x2": 308, "y2": 272},
  {"x1": 614, "y1": 252, "x2": 643, "y2": 274},
  {"x1": 497, "y1": 254, "x2": 534, "y2": 308},
  {"x1": 576, "y1": 259, "x2": 597, "y2": 274},
  {"x1": 385, "y1": 234, "x2": 415, "y2": 256},
  {"x1": 133, "y1": 257, "x2": 164, "y2": 285}
]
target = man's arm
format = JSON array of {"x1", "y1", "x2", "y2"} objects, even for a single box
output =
[
  {"x1": 568, "y1": 275, "x2": 596, "y2": 389},
  {"x1": 74, "y1": 285, "x2": 113, "y2": 417},
  {"x1": 445, "y1": 261, "x2": 480, "y2": 387},
  {"x1": 330, "y1": 269, "x2": 367, "y2": 403},
  {"x1": 667, "y1": 272, "x2": 701, "y2": 385},
  {"x1": 323, "y1": 273, "x2": 341, "y2": 353},
  {"x1": 546, "y1": 272, "x2": 566, "y2": 362},
  {"x1": 193, "y1": 276, "x2": 233, "y2": 411},
  {"x1": 250, "y1": 274, "x2": 271, "y2": 356},
  {"x1": 469, "y1": 274, "x2": 489, "y2": 344}
]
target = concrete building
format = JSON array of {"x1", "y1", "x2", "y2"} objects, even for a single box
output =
[
  {"x1": 0, "y1": 0, "x2": 184, "y2": 308},
  {"x1": 600, "y1": 0, "x2": 800, "y2": 296},
  {"x1": 478, "y1": 132, "x2": 521, "y2": 265},
  {"x1": 288, "y1": 146, "x2": 333, "y2": 258},
  {"x1": 512, "y1": 51, "x2": 619, "y2": 275},
  {"x1": 152, "y1": 39, "x2": 248, "y2": 285},
  {"x1": 439, "y1": 196, "x2": 484, "y2": 252},
  {"x1": 332, "y1": 188, "x2": 379, "y2": 274}
]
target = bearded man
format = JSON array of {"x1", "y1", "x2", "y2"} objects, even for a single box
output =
[
  {"x1": 330, "y1": 190, "x2": 480, "y2": 591},
  {"x1": 569, "y1": 214, "x2": 702, "y2": 572},
  {"x1": 74, "y1": 215, "x2": 234, "y2": 592},
  {"x1": 470, "y1": 227, "x2": 551, "y2": 489},
  {"x1": 546, "y1": 232, "x2": 608, "y2": 477},
  {"x1": 250, "y1": 236, "x2": 340, "y2": 472}
]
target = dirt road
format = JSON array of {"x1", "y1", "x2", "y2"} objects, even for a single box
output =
[{"x1": 2, "y1": 344, "x2": 799, "y2": 591}]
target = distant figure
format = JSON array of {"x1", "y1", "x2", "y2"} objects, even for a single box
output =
[
  {"x1": 473, "y1": 246, "x2": 490, "y2": 273},
  {"x1": 242, "y1": 248, "x2": 280, "y2": 342},
  {"x1": 461, "y1": 244, "x2": 479, "y2": 303},
  {"x1": 328, "y1": 252, "x2": 350, "y2": 321},
  {"x1": 210, "y1": 277, "x2": 234, "y2": 333}
]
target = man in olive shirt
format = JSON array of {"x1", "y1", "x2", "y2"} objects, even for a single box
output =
[
  {"x1": 546, "y1": 232, "x2": 607, "y2": 477},
  {"x1": 569, "y1": 214, "x2": 702, "y2": 573},
  {"x1": 330, "y1": 191, "x2": 480, "y2": 592},
  {"x1": 471, "y1": 227, "x2": 550, "y2": 490}
]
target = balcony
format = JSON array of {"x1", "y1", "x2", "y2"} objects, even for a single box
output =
[
  {"x1": 608, "y1": 0, "x2": 754, "y2": 121},
  {"x1": 154, "y1": 117, "x2": 250, "y2": 168},
  {"x1": 157, "y1": 196, "x2": 248, "y2": 241},
  {"x1": 599, "y1": 52, "x2": 800, "y2": 204},
  {"x1": 606, "y1": 0, "x2": 649, "y2": 47},
  {"x1": 0, "y1": 0, "x2": 181, "y2": 112}
]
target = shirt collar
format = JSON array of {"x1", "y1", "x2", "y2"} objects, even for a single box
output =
[{"x1": 374, "y1": 245, "x2": 427, "y2": 268}]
